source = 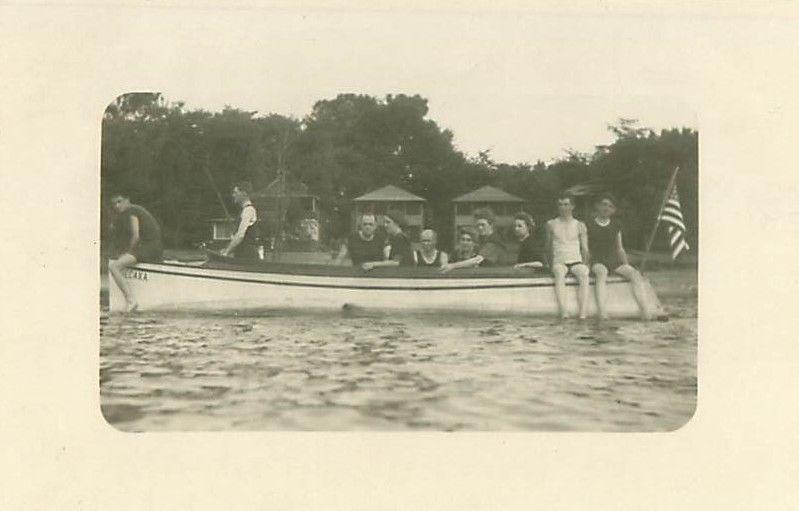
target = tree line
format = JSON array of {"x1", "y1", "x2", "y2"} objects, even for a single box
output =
[{"x1": 101, "y1": 93, "x2": 698, "y2": 253}]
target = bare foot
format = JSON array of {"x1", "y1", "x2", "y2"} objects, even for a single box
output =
[
  {"x1": 126, "y1": 301, "x2": 139, "y2": 313},
  {"x1": 559, "y1": 312, "x2": 571, "y2": 320},
  {"x1": 599, "y1": 314, "x2": 610, "y2": 321}
]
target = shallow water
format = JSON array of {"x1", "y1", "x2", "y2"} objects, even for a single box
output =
[{"x1": 99, "y1": 296, "x2": 696, "y2": 431}]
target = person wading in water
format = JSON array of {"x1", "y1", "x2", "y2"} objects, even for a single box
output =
[
  {"x1": 221, "y1": 181, "x2": 260, "y2": 261},
  {"x1": 108, "y1": 193, "x2": 163, "y2": 312}
]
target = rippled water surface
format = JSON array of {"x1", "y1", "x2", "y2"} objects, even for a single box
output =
[{"x1": 100, "y1": 294, "x2": 696, "y2": 431}]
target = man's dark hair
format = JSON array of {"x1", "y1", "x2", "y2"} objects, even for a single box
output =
[
  {"x1": 110, "y1": 192, "x2": 130, "y2": 200},
  {"x1": 514, "y1": 211, "x2": 535, "y2": 233},
  {"x1": 556, "y1": 192, "x2": 575, "y2": 205},
  {"x1": 233, "y1": 181, "x2": 253, "y2": 196},
  {"x1": 473, "y1": 207, "x2": 496, "y2": 225},
  {"x1": 595, "y1": 193, "x2": 618, "y2": 206},
  {"x1": 384, "y1": 209, "x2": 408, "y2": 230},
  {"x1": 458, "y1": 227, "x2": 477, "y2": 241}
]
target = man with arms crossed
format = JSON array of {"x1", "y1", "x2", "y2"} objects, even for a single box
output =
[
  {"x1": 546, "y1": 193, "x2": 590, "y2": 319},
  {"x1": 335, "y1": 213, "x2": 386, "y2": 269}
]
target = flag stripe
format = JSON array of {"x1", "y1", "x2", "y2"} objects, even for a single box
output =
[{"x1": 659, "y1": 186, "x2": 689, "y2": 260}]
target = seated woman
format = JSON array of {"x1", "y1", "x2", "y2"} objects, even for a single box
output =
[
  {"x1": 413, "y1": 229, "x2": 449, "y2": 268},
  {"x1": 511, "y1": 211, "x2": 545, "y2": 270},
  {"x1": 441, "y1": 208, "x2": 507, "y2": 272},
  {"x1": 449, "y1": 228, "x2": 478, "y2": 263}
]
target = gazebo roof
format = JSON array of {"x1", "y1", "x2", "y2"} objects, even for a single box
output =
[
  {"x1": 253, "y1": 177, "x2": 317, "y2": 199},
  {"x1": 353, "y1": 185, "x2": 426, "y2": 202},
  {"x1": 452, "y1": 185, "x2": 525, "y2": 203}
]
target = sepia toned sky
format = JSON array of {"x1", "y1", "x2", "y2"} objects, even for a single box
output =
[{"x1": 145, "y1": 10, "x2": 698, "y2": 164}]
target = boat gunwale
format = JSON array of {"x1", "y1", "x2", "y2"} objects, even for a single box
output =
[{"x1": 134, "y1": 261, "x2": 632, "y2": 291}]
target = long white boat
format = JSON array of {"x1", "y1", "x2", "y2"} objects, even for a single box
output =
[{"x1": 108, "y1": 257, "x2": 666, "y2": 318}]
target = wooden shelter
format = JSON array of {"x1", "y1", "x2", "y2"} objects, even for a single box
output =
[
  {"x1": 451, "y1": 185, "x2": 526, "y2": 243},
  {"x1": 352, "y1": 185, "x2": 427, "y2": 239}
]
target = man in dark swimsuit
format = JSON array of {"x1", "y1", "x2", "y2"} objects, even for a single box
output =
[
  {"x1": 335, "y1": 213, "x2": 386, "y2": 269},
  {"x1": 362, "y1": 210, "x2": 414, "y2": 270},
  {"x1": 108, "y1": 193, "x2": 163, "y2": 312},
  {"x1": 587, "y1": 194, "x2": 652, "y2": 320}
]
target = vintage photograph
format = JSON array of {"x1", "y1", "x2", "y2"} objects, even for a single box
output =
[{"x1": 99, "y1": 91, "x2": 697, "y2": 431}]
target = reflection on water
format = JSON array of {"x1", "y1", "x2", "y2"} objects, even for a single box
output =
[{"x1": 99, "y1": 296, "x2": 696, "y2": 431}]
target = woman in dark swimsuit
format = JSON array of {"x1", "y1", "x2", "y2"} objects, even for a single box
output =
[
  {"x1": 413, "y1": 229, "x2": 448, "y2": 268},
  {"x1": 511, "y1": 211, "x2": 545, "y2": 270}
]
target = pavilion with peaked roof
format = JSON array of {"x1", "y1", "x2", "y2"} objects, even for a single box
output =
[
  {"x1": 451, "y1": 185, "x2": 527, "y2": 244},
  {"x1": 352, "y1": 185, "x2": 427, "y2": 239}
]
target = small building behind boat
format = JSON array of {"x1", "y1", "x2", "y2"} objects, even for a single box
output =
[
  {"x1": 451, "y1": 185, "x2": 527, "y2": 244},
  {"x1": 352, "y1": 185, "x2": 428, "y2": 241}
]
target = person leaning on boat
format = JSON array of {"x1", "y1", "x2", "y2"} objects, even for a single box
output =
[
  {"x1": 362, "y1": 209, "x2": 414, "y2": 270},
  {"x1": 587, "y1": 194, "x2": 652, "y2": 320},
  {"x1": 511, "y1": 211, "x2": 545, "y2": 271},
  {"x1": 449, "y1": 227, "x2": 478, "y2": 263},
  {"x1": 413, "y1": 229, "x2": 448, "y2": 268},
  {"x1": 546, "y1": 192, "x2": 591, "y2": 319},
  {"x1": 107, "y1": 193, "x2": 163, "y2": 312},
  {"x1": 334, "y1": 213, "x2": 386, "y2": 269},
  {"x1": 220, "y1": 181, "x2": 260, "y2": 261},
  {"x1": 441, "y1": 207, "x2": 507, "y2": 272}
]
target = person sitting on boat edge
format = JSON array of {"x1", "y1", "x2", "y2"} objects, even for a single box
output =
[
  {"x1": 512, "y1": 211, "x2": 545, "y2": 271},
  {"x1": 546, "y1": 192, "x2": 591, "y2": 319},
  {"x1": 441, "y1": 207, "x2": 507, "y2": 272},
  {"x1": 107, "y1": 193, "x2": 163, "y2": 312},
  {"x1": 220, "y1": 181, "x2": 260, "y2": 261},
  {"x1": 334, "y1": 213, "x2": 386, "y2": 269},
  {"x1": 362, "y1": 209, "x2": 414, "y2": 270},
  {"x1": 449, "y1": 227, "x2": 478, "y2": 263},
  {"x1": 587, "y1": 193, "x2": 652, "y2": 320},
  {"x1": 413, "y1": 229, "x2": 449, "y2": 268}
]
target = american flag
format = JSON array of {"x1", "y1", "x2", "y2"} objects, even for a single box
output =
[{"x1": 660, "y1": 185, "x2": 690, "y2": 259}]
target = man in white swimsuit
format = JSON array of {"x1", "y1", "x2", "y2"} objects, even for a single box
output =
[{"x1": 545, "y1": 193, "x2": 591, "y2": 319}]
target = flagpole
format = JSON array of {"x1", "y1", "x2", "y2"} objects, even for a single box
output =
[{"x1": 639, "y1": 165, "x2": 680, "y2": 274}]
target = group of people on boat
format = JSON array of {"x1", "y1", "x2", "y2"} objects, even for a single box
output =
[
  {"x1": 108, "y1": 181, "x2": 651, "y2": 319},
  {"x1": 333, "y1": 192, "x2": 651, "y2": 320}
]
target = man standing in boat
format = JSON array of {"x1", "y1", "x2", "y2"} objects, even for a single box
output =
[
  {"x1": 441, "y1": 207, "x2": 507, "y2": 271},
  {"x1": 545, "y1": 193, "x2": 591, "y2": 319},
  {"x1": 334, "y1": 213, "x2": 386, "y2": 269},
  {"x1": 221, "y1": 181, "x2": 260, "y2": 261},
  {"x1": 108, "y1": 193, "x2": 163, "y2": 312}
]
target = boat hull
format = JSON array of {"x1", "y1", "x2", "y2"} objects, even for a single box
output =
[{"x1": 108, "y1": 262, "x2": 665, "y2": 317}]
